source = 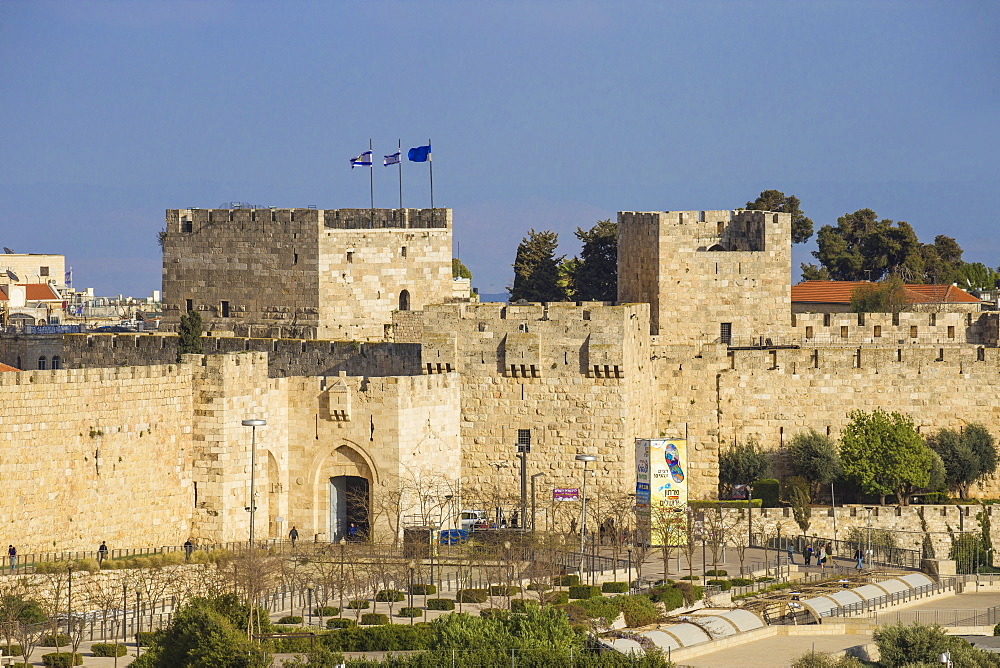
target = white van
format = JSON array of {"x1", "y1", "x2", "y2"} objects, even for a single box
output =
[{"x1": 459, "y1": 509, "x2": 489, "y2": 531}]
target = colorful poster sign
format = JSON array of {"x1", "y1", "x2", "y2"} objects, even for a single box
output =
[
  {"x1": 553, "y1": 488, "x2": 579, "y2": 502},
  {"x1": 636, "y1": 438, "x2": 688, "y2": 545}
]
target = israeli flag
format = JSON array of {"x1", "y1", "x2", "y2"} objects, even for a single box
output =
[
  {"x1": 383, "y1": 151, "x2": 401, "y2": 166},
  {"x1": 350, "y1": 151, "x2": 373, "y2": 168},
  {"x1": 407, "y1": 145, "x2": 431, "y2": 162}
]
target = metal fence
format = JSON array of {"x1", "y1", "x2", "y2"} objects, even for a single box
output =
[
  {"x1": 873, "y1": 605, "x2": 1000, "y2": 628},
  {"x1": 754, "y1": 533, "x2": 923, "y2": 571},
  {"x1": 820, "y1": 579, "x2": 956, "y2": 619}
]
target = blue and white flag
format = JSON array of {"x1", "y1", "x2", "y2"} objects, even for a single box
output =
[
  {"x1": 350, "y1": 151, "x2": 373, "y2": 168},
  {"x1": 407, "y1": 145, "x2": 431, "y2": 162},
  {"x1": 383, "y1": 151, "x2": 401, "y2": 166}
]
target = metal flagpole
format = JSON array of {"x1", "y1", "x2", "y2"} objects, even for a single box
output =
[
  {"x1": 397, "y1": 138, "x2": 403, "y2": 210},
  {"x1": 428, "y1": 138, "x2": 434, "y2": 219},
  {"x1": 369, "y1": 138, "x2": 374, "y2": 228}
]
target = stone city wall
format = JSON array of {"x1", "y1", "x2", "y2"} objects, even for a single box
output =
[
  {"x1": 0, "y1": 363, "x2": 196, "y2": 554},
  {"x1": 0, "y1": 333, "x2": 64, "y2": 370}
]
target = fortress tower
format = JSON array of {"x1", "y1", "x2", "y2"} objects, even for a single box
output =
[
  {"x1": 161, "y1": 207, "x2": 455, "y2": 341},
  {"x1": 617, "y1": 209, "x2": 791, "y2": 344}
]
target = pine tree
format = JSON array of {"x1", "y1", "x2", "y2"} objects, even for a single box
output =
[
  {"x1": 509, "y1": 229, "x2": 567, "y2": 302},
  {"x1": 177, "y1": 311, "x2": 203, "y2": 361},
  {"x1": 571, "y1": 219, "x2": 617, "y2": 301}
]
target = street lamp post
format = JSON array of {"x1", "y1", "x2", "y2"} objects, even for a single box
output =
[
  {"x1": 339, "y1": 539, "x2": 346, "y2": 611},
  {"x1": 865, "y1": 506, "x2": 874, "y2": 571},
  {"x1": 242, "y1": 419, "x2": 266, "y2": 549},
  {"x1": 489, "y1": 462, "x2": 504, "y2": 527},
  {"x1": 516, "y1": 430, "x2": 530, "y2": 531},
  {"x1": 531, "y1": 472, "x2": 544, "y2": 536},
  {"x1": 408, "y1": 561, "x2": 416, "y2": 625},
  {"x1": 627, "y1": 546, "x2": 633, "y2": 594},
  {"x1": 307, "y1": 583, "x2": 314, "y2": 627},
  {"x1": 576, "y1": 454, "x2": 597, "y2": 583}
]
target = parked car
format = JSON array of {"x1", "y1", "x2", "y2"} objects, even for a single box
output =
[{"x1": 459, "y1": 509, "x2": 489, "y2": 531}]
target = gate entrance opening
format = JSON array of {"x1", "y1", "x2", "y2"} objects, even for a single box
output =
[{"x1": 329, "y1": 475, "x2": 369, "y2": 541}]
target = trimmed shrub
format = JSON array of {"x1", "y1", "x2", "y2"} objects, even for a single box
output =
[
  {"x1": 396, "y1": 607, "x2": 423, "y2": 618},
  {"x1": 568, "y1": 585, "x2": 601, "y2": 600},
  {"x1": 136, "y1": 631, "x2": 162, "y2": 647},
  {"x1": 409, "y1": 584, "x2": 436, "y2": 595},
  {"x1": 375, "y1": 590, "x2": 405, "y2": 603},
  {"x1": 526, "y1": 582, "x2": 551, "y2": 592},
  {"x1": 679, "y1": 575, "x2": 700, "y2": 580},
  {"x1": 91, "y1": 643, "x2": 127, "y2": 658},
  {"x1": 602, "y1": 582, "x2": 628, "y2": 593},
  {"x1": 359, "y1": 613, "x2": 389, "y2": 626},
  {"x1": 456, "y1": 588, "x2": 489, "y2": 603},
  {"x1": 278, "y1": 615, "x2": 303, "y2": 625},
  {"x1": 544, "y1": 591, "x2": 569, "y2": 605},
  {"x1": 319, "y1": 623, "x2": 434, "y2": 652},
  {"x1": 510, "y1": 598, "x2": 539, "y2": 613},
  {"x1": 707, "y1": 579, "x2": 732, "y2": 591},
  {"x1": 313, "y1": 606, "x2": 340, "y2": 616},
  {"x1": 553, "y1": 574, "x2": 580, "y2": 587},
  {"x1": 427, "y1": 598, "x2": 455, "y2": 610},
  {"x1": 327, "y1": 618, "x2": 357, "y2": 629},
  {"x1": 346, "y1": 599, "x2": 370, "y2": 610},
  {"x1": 648, "y1": 585, "x2": 684, "y2": 611},
  {"x1": 752, "y1": 478, "x2": 781, "y2": 508},
  {"x1": 41, "y1": 653, "x2": 82, "y2": 667},
  {"x1": 0, "y1": 644, "x2": 22, "y2": 657},
  {"x1": 730, "y1": 578, "x2": 753, "y2": 586},
  {"x1": 705, "y1": 569, "x2": 728, "y2": 576},
  {"x1": 488, "y1": 585, "x2": 520, "y2": 596},
  {"x1": 39, "y1": 634, "x2": 71, "y2": 647},
  {"x1": 479, "y1": 608, "x2": 506, "y2": 619}
]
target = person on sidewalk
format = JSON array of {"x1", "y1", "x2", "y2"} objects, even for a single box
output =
[
  {"x1": 805, "y1": 544, "x2": 813, "y2": 566},
  {"x1": 818, "y1": 544, "x2": 826, "y2": 570},
  {"x1": 97, "y1": 541, "x2": 108, "y2": 565},
  {"x1": 7, "y1": 545, "x2": 15, "y2": 572},
  {"x1": 786, "y1": 543, "x2": 795, "y2": 565},
  {"x1": 854, "y1": 547, "x2": 864, "y2": 570},
  {"x1": 289, "y1": 526, "x2": 299, "y2": 548}
]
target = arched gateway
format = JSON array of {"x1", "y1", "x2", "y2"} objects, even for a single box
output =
[{"x1": 312, "y1": 443, "x2": 376, "y2": 542}]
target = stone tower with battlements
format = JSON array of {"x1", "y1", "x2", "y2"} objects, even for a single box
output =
[
  {"x1": 617, "y1": 209, "x2": 791, "y2": 344},
  {"x1": 161, "y1": 207, "x2": 455, "y2": 341}
]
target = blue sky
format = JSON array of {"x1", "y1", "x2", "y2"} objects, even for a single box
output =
[{"x1": 1, "y1": 1, "x2": 997, "y2": 297}]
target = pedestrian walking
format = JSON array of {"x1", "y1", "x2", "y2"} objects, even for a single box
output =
[
  {"x1": 818, "y1": 544, "x2": 826, "y2": 570},
  {"x1": 805, "y1": 544, "x2": 813, "y2": 566},
  {"x1": 7, "y1": 545, "x2": 15, "y2": 572},
  {"x1": 289, "y1": 526, "x2": 299, "y2": 548},
  {"x1": 348, "y1": 523, "x2": 358, "y2": 540},
  {"x1": 854, "y1": 547, "x2": 864, "y2": 570},
  {"x1": 786, "y1": 542, "x2": 795, "y2": 565},
  {"x1": 826, "y1": 542, "x2": 833, "y2": 567},
  {"x1": 97, "y1": 540, "x2": 108, "y2": 565},
  {"x1": 184, "y1": 539, "x2": 194, "y2": 561}
]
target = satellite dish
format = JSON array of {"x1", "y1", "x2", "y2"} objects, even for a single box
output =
[
  {"x1": 6, "y1": 270, "x2": 18, "y2": 281},
  {"x1": 3, "y1": 247, "x2": 13, "y2": 254}
]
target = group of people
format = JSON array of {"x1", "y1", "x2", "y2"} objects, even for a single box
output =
[{"x1": 787, "y1": 542, "x2": 867, "y2": 570}]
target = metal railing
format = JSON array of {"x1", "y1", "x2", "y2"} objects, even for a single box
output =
[
  {"x1": 820, "y1": 579, "x2": 955, "y2": 619},
  {"x1": 873, "y1": 605, "x2": 1000, "y2": 628}
]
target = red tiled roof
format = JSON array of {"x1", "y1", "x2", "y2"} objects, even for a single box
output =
[
  {"x1": 0, "y1": 284, "x2": 61, "y2": 301},
  {"x1": 792, "y1": 281, "x2": 981, "y2": 305},
  {"x1": 0, "y1": 363, "x2": 20, "y2": 372}
]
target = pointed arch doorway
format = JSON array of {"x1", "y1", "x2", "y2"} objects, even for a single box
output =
[{"x1": 330, "y1": 475, "x2": 369, "y2": 541}]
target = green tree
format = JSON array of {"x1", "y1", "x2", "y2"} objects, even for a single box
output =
[
  {"x1": 787, "y1": 429, "x2": 841, "y2": 501},
  {"x1": 848, "y1": 277, "x2": 908, "y2": 313},
  {"x1": 871, "y1": 623, "x2": 1000, "y2": 667},
  {"x1": 840, "y1": 409, "x2": 934, "y2": 505},
  {"x1": 571, "y1": 219, "x2": 617, "y2": 301},
  {"x1": 928, "y1": 424, "x2": 998, "y2": 499},
  {"x1": 745, "y1": 190, "x2": 814, "y2": 244},
  {"x1": 959, "y1": 262, "x2": 1000, "y2": 291},
  {"x1": 509, "y1": 229, "x2": 567, "y2": 303},
  {"x1": 451, "y1": 258, "x2": 472, "y2": 280},
  {"x1": 718, "y1": 439, "x2": 771, "y2": 495},
  {"x1": 131, "y1": 596, "x2": 271, "y2": 668},
  {"x1": 177, "y1": 310, "x2": 203, "y2": 361}
]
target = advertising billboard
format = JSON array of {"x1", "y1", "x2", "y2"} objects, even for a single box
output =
[{"x1": 636, "y1": 438, "x2": 688, "y2": 545}]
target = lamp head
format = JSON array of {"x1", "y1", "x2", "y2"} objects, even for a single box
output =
[
  {"x1": 575, "y1": 454, "x2": 597, "y2": 463},
  {"x1": 242, "y1": 419, "x2": 266, "y2": 427}
]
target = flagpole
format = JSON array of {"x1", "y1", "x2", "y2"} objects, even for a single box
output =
[
  {"x1": 397, "y1": 138, "x2": 403, "y2": 210},
  {"x1": 369, "y1": 138, "x2": 374, "y2": 228},
  {"x1": 428, "y1": 137, "x2": 434, "y2": 222}
]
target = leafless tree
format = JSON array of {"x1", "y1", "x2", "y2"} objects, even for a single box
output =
[
  {"x1": 218, "y1": 549, "x2": 283, "y2": 638},
  {"x1": 651, "y1": 505, "x2": 686, "y2": 581}
]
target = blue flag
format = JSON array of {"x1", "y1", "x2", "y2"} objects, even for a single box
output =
[
  {"x1": 350, "y1": 151, "x2": 373, "y2": 168},
  {"x1": 407, "y1": 145, "x2": 431, "y2": 162},
  {"x1": 383, "y1": 151, "x2": 400, "y2": 166}
]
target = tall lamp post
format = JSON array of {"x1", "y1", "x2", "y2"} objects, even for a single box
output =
[
  {"x1": 530, "y1": 472, "x2": 544, "y2": 536},
  {"x1": 242, "y1": 419, "x2": 266, "y2": 549},
  {"x1": 516, "y1": 429, "x2": 531, "y2": 530},
  {"x1": 576, "y1": 454, "x2": 597, "y2": 583}
]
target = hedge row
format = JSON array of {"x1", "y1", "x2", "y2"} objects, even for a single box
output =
[
  {"x1": 427, "y1": 598, "x2": 455, "y2": 611},
  {"x1": 456, "y1": 589, "x2": 489, "y2": 603},
  {"x1": 313, "y1": 606, "x2": 340, "y2": 616},
  {"x1": 601, "y1": 582, "x2": 628, "y2": 593},
  {"x1": 278, "y1": 615, "x2": 303, "y2": 625},
  {"x1": 409, "y1": 584, "x2": 436, "y2": 595},
  {"x1": 568, "y1": 585, "x2": 601, "y2": 600},
  {"x1": 41, "y1": 653, "x2": 82, "y2": 668},
  {"x1": 360, "y1": 613, "x2": 389, "y2": 626},
  {"x1": 92, "y1": 643, "x2": 127, "y2": 657},
  {"x1": 375, "y1": 590, "x2": 405, "y2": 603}
]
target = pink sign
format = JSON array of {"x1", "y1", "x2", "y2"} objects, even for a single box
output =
[{"x1": 553, "y1": 488, "x2": 579, "y2": 501}]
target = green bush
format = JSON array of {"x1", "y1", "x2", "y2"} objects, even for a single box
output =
[
  {"x1": 136, "y1": 630, "x2": 163, "y2": 647},
  {"x1": 326, "y1": 618, "x2": 356, "y2": 629},
  {"x1": 375, "y1": 590, "x2": 405, "y2": 603},
  {"x1": 39, "y1": 634, "x2": 71, "y2": 647},
  {"x1": 707, "y1": 579, "x2": 732, "y2": 591},
  {"x1": 705, "y1": 569, "x2": 728, "y2": 576},
  {"x1": 553, "y1": 574, "x2": 579, "y2": 586},
  {"x1": 679, "y1": 575, "x2": 699, "y2": 580},
  {"x1": 994, "y1": 622, "x2": 1000, "y2": 636},
  {"x1": 396, "y1": 607, "x2": 423, "y2": 618},
  {"x1": 278, "y1": 615, "x2": 303, "y2": 624},
  {"x1": 426, "y1": 598, "x2": 455, "y2": 610},
  {"x1": 0, "y1": 644, "x2": 22, "y2": 657},
  {"x1": 91, "y1": 643, "x2": 127, "y2": 658},
  {"x1": 456, "y1": 588, "x2": 489, "y2": 603},
  {"x1": 752, "y1": 479, "x2": 781, "y2": 507},
  {"x1": 601, "y1": 582, "x2": 628, "y2": 593},
  {"x1": 359, "y1": 613, "x2": 389, "y2": 626},
  {"x1": 730, "y1": 578, "x2": 753, "y2": 586},
  {"x1": 544, "y1": 591, "x2": 569, "y2": 605},
  {"x1": 568, "y1": 585, "x2": 601, "y2": 600},
  {"x1": 313, "y1": 606, "x2": 340, "y2": 616},
  {"x1": 319, "y1": 623, "x2": 434, "y2": 652},
  {"x1": 409, "y1": 583, "x2": 436, "y2": 595},
  {"x1": 41, "y1": 653, "x2": 82, "y2": 667},
  {"x1": 526, "y1": 582, "x2": 551, "y2": 592},
  {"x1": 510, "y1": 599, "x2": 539, "y2": 613},
  {"x1": 647, "y1": 585, "x2": 684, "y2": 611},
  {"x1": 346, "y1": 599, "x2": 370, "y2": 609},
  {"x1": 488, "y1": 585, "x2": 520, "y2": 596}
]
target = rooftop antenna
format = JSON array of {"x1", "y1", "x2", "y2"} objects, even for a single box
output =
[
  {"x1": 6, "y1": 270, "x2": 19, "y2": 281},
  {"x1": 3, "y1": 247, "x2": 13, "y2": 254}
]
